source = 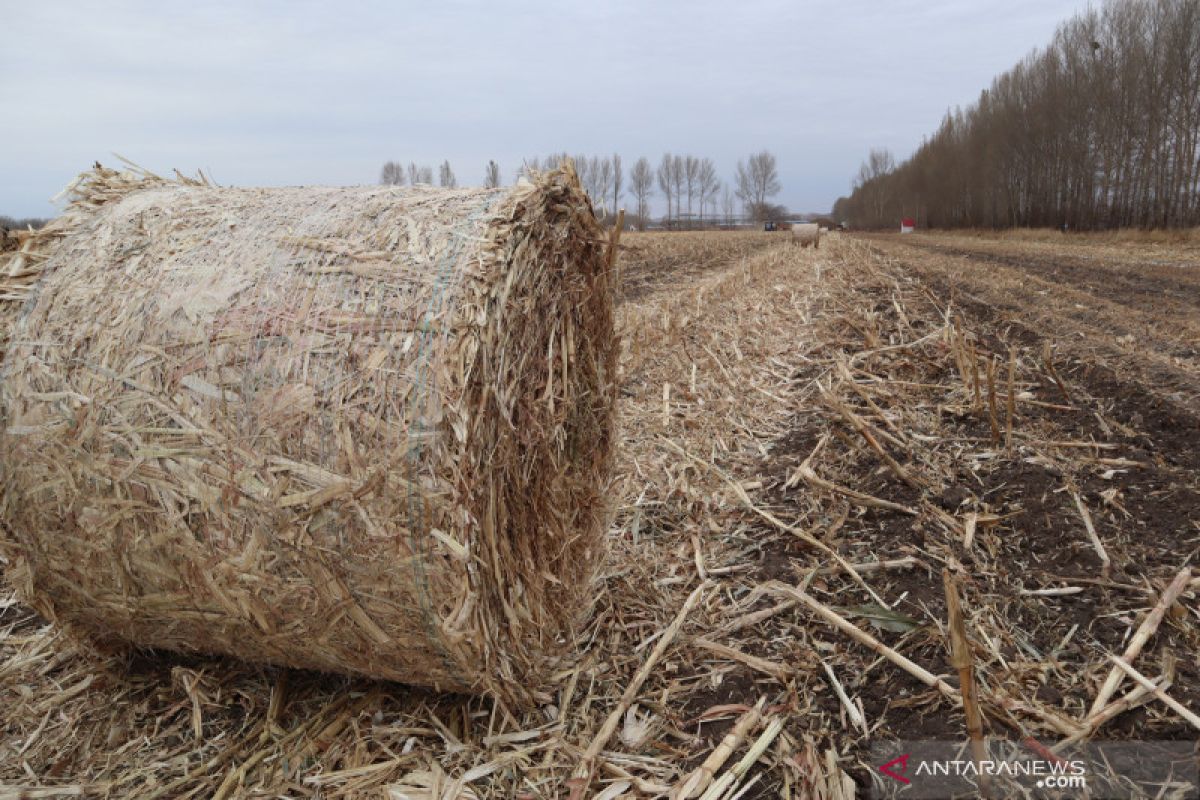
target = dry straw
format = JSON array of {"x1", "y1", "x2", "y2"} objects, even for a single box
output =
[{"x1": 0, "y1": 161, "x2": 617, "y2": 706}]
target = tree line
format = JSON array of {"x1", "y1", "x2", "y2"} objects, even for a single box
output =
[
  {"x1": 0, "y1": 215, "x2": 50, "y2": 231},
  {"x1": 380, "y1": 161, "x2": 456, "y2": 189},
  {"x1": 835, "y1": 0, "x2": 1200, "y2": 230},
  {"x1": 379, "y1": 151, "x2": 784, "y2": 229}
]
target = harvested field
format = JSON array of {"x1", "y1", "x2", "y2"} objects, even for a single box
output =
[
  {"x1": 617, "y1": 231, "x2": 781, "y2": 300},
  {"x1": 1, "y1": 229, "x2": 1197, "y2": 798},
  {"x1": 865, "y1": 231, "x2": 1200, "y2": 417}
]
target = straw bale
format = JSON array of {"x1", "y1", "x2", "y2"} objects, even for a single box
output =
[
  {"x1": 791, "y1": 222, "x2": 820, "y2": 249},
  {"x1": 0, "y1": 162, "x2": 616, "y2": 705}
]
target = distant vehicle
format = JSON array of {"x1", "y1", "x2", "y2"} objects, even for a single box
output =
[{"x1": 763, "y1": 221, "x2": 777, "y2": 232}]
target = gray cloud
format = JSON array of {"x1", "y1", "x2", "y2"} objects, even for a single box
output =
[{"x1": 2, "y1": 0, "x2": 1087, "y2": 218}]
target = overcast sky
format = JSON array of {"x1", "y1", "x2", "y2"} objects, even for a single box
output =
[{"x1": 1, "y1": 0, "x2": 1090, "y2": 219}]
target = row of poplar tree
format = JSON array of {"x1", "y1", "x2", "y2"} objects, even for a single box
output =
[{"x1": 836, "y1": 0, "x2": 1200, "y2": 230}]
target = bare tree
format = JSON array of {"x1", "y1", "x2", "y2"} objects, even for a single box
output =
[
  {"x1": 670, "y1": 155, "x2": 686, "y2": 225},
  {"x1": 630, "y1": 157, "x2": 654, "y2": 230},
  {"x1": 438, "y1": 161, "x2": 457, "y2": 188},
  {"x1": 683, "y1": 155, "x2": 700, "y2": 224},
  {"x1": 837, "y1": 0, "x2": 1200, "y2": 230},
  {"x1": 408, "y1": 163, "x2": 433, "y2": 185},
  {"x1": 380, "y1": 161, "x2": 405, "y2": 186},
  {"x1": 722, "y1": 184, "x2": 735, "y2": 225},
  {"x1": 575, "y1": 154, "x2": 594, "y2": 196},
  {"x1": 610, "y1": 154, "x2": 623, "y2": 218},
  {"x1": 0, "y1": 215, "x2": 48, "y2": 231},
  {"x1": 853, "y1": 148, "x2": 895, "y2": 226},
  {"x1": 696, "y1": 158, "x2": 720, "y2": 223},
  {"x1": 735, "y1": 151, "x2": 782, "y2": 220},
  {"x1": 656, "y1": 153, "x2": 674, "y2": 225},
  {"x1": 484, "y1": 160, "x2": 501, "y2": 188},
  {"x1": 593, "y1": 157, "x2": 614, "y2": 214}
]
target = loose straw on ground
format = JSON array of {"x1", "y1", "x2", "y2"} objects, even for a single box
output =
[
  {"x1": 821, "y1": 387, "x2": 921, "y2": 490},
  {"x1": 1108, "y1": 656, "x2": 1200, "y2": 732},
  {"x1": 1058, "y1": 663, "x2": 1172, "y2": 748},
  {"x1": 664, "y1": 439, "x2": 890, "y2": 607},
  {"x1": 1087, "y1": 567, "x2": 1192, "y2": 716},
  {"x1": 693, "y1": 638, "x2": 792, "y2": 683},
  {"x1": 568, "y1": 582, "x2": 708, "y2": 800},
  {"x1": 1070, "y1": 490, "x2": 1111, "y2": 578},
  {"x1": 821, "y1": 659, "x2": 869, "y2": 738},
  {"x1": 671, "y1": 699, "x2": 764, "y2": 799},
  {"x1": 771, "y1": 583, "x2": 959, "y2": 700},
  {"x1": 697, "y1": 717, "x2": 784, "y2": 800},
  {"x1": 790, "y1": 464, "x2": 917, "y2": 517}
]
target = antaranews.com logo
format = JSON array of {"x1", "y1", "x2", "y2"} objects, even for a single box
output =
[{"x1": 869, "y1": 740, "x2": 1197, "y2": 798}]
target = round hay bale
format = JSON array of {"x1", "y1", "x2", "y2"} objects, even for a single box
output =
[
  {"x1": 791, "y1": 222, "x2": 820, "y2": 249},
  {"x1": 0, "y1": 163, "x2": 617, "y2": 704}
]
